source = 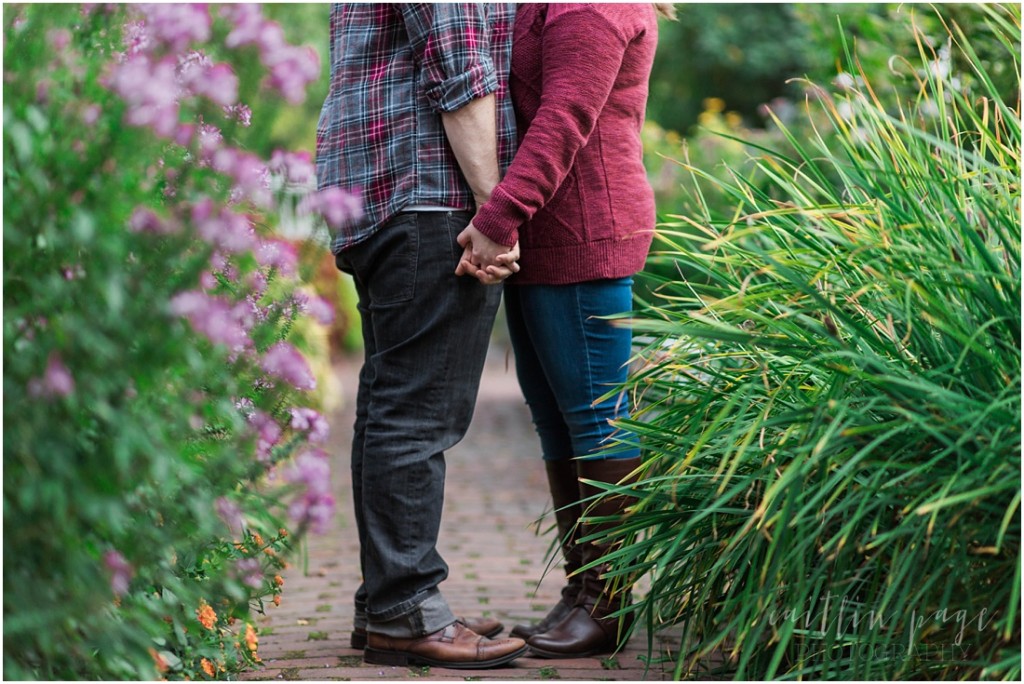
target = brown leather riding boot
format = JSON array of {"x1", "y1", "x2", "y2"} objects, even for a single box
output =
[
  {"x1": 527, "y1": 457, "x2": 641, "y2": 658},
  {"x1": 510, "y1": 459, "x2": 585, "y2": 639}
]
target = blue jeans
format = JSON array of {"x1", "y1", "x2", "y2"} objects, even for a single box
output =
[
  {"x1": 336, "y1": 211, "x2": 501, "y2": 637},
  {"x1": 504, "y1": 279, "x2": 639, "y2": 462}
]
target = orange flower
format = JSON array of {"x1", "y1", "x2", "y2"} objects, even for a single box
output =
[
  {"x1": 196, "y1": 600, "x2": 217, "y2": 630},
  {"x1": 200, "y1": 658, "x2": 215, "y2": 677},
  {"x1": 278, "y1": 528, "x2": 289, "y2": 538},
  {"x1": 150, "y1": 648, "x2": 169, "y2": 673},
  {"x1": 244, "y1": 623, "x2": 258, "y2": 652},
  {"x1": 273, "y1": 574, "x2": 284, "y2": 587},
  {"x1": 273, "y1": 595, "x2": 281, "y2": 607},
  {"x1": 251, "y1": 532, "x2": 264, "y2": 547},
  {"x1": 263, "y1": 547, "x2": 276, "y2": 557}
]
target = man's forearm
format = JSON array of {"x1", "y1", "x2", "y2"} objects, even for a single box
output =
[{"x1": 441, "y1": 94, "x2": 501, "y2": 207}]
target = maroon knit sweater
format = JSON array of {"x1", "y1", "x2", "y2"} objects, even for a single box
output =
[{"x1": 472, "y1": 3, "x2": 658, "y2": 285}]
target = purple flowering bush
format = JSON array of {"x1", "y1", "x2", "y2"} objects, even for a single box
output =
[{"x1": 3, "y1": 4, "x2": 356, "y2": 679}]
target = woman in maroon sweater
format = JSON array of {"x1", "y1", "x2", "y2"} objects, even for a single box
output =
[{"x1": 459, "y1": 3, "x2": 671, "y2": 658}]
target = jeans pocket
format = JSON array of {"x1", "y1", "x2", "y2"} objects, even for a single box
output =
[{"x1": 338, "y1": 213, "x2": 419, "y2": 307}]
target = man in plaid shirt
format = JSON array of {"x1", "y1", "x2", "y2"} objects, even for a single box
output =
[{"x1": 315, "y1": 3, "x2": 525, "y2": 669}]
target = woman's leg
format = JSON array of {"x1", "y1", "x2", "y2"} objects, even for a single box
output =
[
  {"x1": 504, "y1": 286, "x2": 584, "y2": 638},
  {"x1": 511, "y1": 278, "x2": 638, "y2": 461},
  {"x1": 505, "y1": 279, "x2": 640, "y2": 655}
]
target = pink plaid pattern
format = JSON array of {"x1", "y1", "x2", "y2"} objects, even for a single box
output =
[{"x1": 316, "y1": 3, "x2": 516, "y2": 253}]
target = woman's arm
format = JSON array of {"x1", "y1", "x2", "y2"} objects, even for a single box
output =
[{"x1": 470, "y1": 5, "x2": 634, "y2": 247}]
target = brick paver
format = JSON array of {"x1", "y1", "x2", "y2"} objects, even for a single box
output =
[{"x1": 242, "y1": 346, "x2": 683, "y2": 681}]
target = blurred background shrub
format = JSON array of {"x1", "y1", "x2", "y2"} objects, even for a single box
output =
[{"x1": 3, "y1": 4, "x2": 351, "y2": 679}]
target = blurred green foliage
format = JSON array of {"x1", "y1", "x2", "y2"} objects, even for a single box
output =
[
  {"x1": 647, "y1": 4, "x2": 814, "y2": 134},
  {"x1": 647, "y1": 3, "x2": 1020, "y2": 137},
  {"x1": 240, "y1": 4, "x2": 330, "y2": 157},
  {"x1": 3, "y1": 4, "x2": 333, "y2": 679}
]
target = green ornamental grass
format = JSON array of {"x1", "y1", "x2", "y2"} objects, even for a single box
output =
[{"x1": 602, "y1": 5, "x2": 1020, "y2": 680}]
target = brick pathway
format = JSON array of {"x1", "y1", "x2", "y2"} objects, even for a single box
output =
[{"x1": 242, "y1": 347, "x2": 682, "y2": 681}]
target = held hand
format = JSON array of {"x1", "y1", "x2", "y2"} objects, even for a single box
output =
[
  {"x1": 456, "y1": 244, "x2": 503, "y2": 285},
  {"x1": 456, "y1": 242, "x2": 520, "y2": 285},
  {"x1": 455, "y1": 223, "x2": 520, "y2": 285}
]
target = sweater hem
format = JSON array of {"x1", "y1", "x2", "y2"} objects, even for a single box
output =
[{"x1": 508, "y1": 232, "x2": 654, "y2": 286}]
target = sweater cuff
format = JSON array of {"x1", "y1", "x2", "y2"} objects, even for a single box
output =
[{"x1": 472, "y1": 186, "x2": 523, "y2": 247}]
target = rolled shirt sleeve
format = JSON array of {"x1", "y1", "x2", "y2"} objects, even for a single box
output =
[{"x1": 399, "y1": 3, "x2": 499, "y2": 113}]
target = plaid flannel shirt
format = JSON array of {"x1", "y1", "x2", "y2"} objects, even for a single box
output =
[{"x1": 316, "y1": 3, "x2": 517, "y2": 253}]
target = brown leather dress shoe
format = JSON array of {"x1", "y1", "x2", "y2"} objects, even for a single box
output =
[
  {"x1": 350, "y1": 616, "x2": 504, "y2": 649},
  {"x1": 364, "y1": 621, "x2": 527, "y2": 669}
]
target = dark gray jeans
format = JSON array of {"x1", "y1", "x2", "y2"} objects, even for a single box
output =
[{"x1": 335, "y1": 211, "x2": 501, "y2": 638}]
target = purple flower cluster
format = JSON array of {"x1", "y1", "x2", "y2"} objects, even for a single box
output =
[
  {"x1": 235, "y1": 557, "x2": 263, "y2": 589},
  {"x1": 103, "y1": 4, "x2": 320, "y2": 214},
  {"x1": 179, "y1": 52, "x2": 238, "y2": 108},
  {"x1": 107, "y1": 54, "x2": 181, "y2": 137},
  {"x1": 129, "y1": 206, "x2": 180, "y2": 235},
  {"x1": 298, "y1": 187, "x2": 365, "y2": 230},
  {"x1": 248, "y1": 410, "x2": 282, "y2": 462},
  {"x1": 268, "y1": 149, "x2": 315, "y2": 186},
  {"x1": 223, "y1": 103, "x2": 253, "y2": 127},
  {"x1": 284, "y1": 449, "x2": 335, "y2": 534},
  {"x1": 220, "y1": 5, "x2": 320, "y2": 104},
  {"x1": 302, "y1": 294, "x2": 336, "y2": 326},
  {"x1": 27, "y1": 353, "x2": 75, "y2": 399},
  {"x1": 215, "y1": 496, "x2": 245, "y2": 534},
  {"x1": 169, "y1": 290, "x2": 254, "y2": 354},
  {"x1": 260, "y1": 343, "x2": 316, "y2": 391},
  {"x1": 191, "y1": 198, "x2": 258, "y2": 252},
  {"x1": 105, "y1": 4, "x2": 362, "y2": 244},
  {"x1": 289, "y1": 407, "x2": 329, "y2": 444},
  {"x1": 103, "y1": 549, "x2": 134, "y2": 596},
  {"x1": 255, "y1": 238, "x2": 298, "y2": 277},
  {"x1": 136, "y1": 4, "x2": 211, "y2": 52}
]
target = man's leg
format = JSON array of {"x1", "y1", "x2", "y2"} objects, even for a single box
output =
[
  {"x1": 337, "y1": 211, "x2": 501, "y2": 637},
  {"x1": 344, "y1": 277, "x2": 375, "y2": 644},
  {"x1": 344, "y1": 261, "x2": 504, "y2": 650}
]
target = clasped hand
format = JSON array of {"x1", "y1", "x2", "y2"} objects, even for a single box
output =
[{"x1": 454, "y1": 223, "x2": 520, "y2": 285}]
